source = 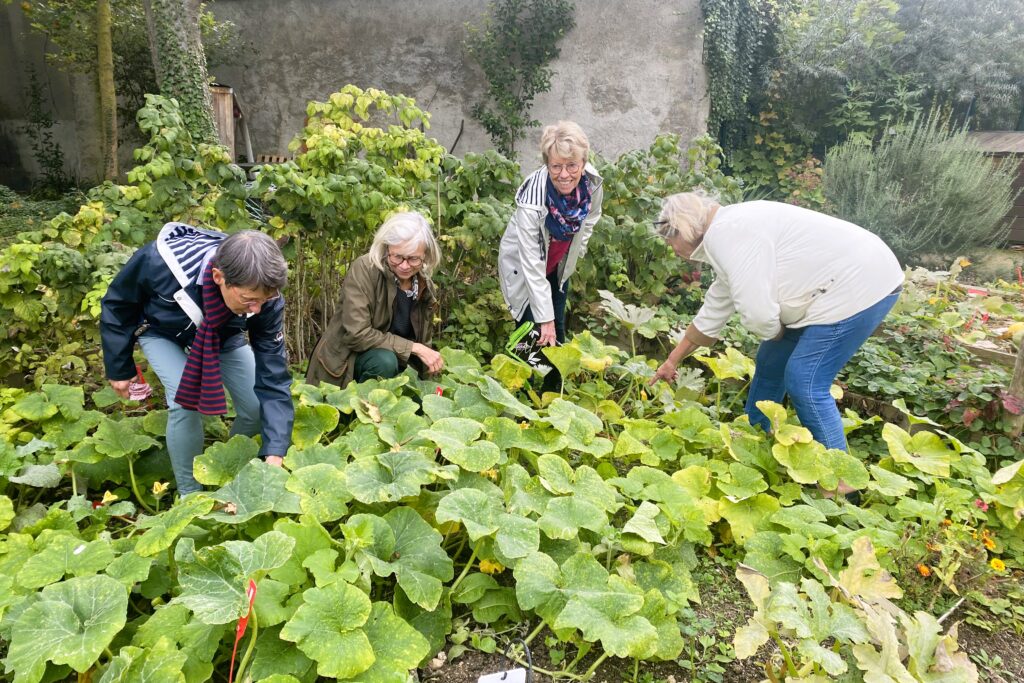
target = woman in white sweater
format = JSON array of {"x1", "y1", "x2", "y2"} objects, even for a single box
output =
[{"x1": 650, "y1": 193, "x2": 904, "y2": 469}]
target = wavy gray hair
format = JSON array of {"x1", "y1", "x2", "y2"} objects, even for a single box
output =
[
  {"x1": 368, "y1": 211, "x2": 441, "y2": 280},
  {"x1": 540, "y1": 120, "x2": 590, "y2": 165},
  {"x1": 655, "y1": 191, "x2": 721, "y2": 247},
  {"x1": 214, "y1": 230, "x2": 288, "y2": 292}
]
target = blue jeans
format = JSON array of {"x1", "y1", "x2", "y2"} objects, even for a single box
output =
[
  {"x1": 518, "y1": 271, "x2": 569, "y2": 344},
  {"x1": 745, "y1": 290, "x2": 900, "y2": 450},
  {"x1": 138, "y1": 334, "x2": 261, "y2": 494}
]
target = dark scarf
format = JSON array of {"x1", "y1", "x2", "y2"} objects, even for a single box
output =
[
  {"x1": 544, "y1": 174, "x2": 591, "y2": 242},
  {"x1": 174, "y1": 260, "x2": 234, "y2": 415}
]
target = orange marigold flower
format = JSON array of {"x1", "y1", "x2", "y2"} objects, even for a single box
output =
[
  {"x1": 941, "y1": 519, "x2": 952, "y2": 527},
  {"x1": 990, "y1": 558, "x2": 1006, "y2": 573},
  {"x1": 917, "y1": 563, "x2": 932, "y2": 577},
  {"x1": 926, "y1": 542, "x2": 941, "y2": 552},
  {"x1": 983, "y1": 536, "x2": 996, "y2": 551}
]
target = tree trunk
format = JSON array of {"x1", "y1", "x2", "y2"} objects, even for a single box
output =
[
  {"x1": 96, "y1": 0, "x2": 118, "y2": 179},
  {"x1": 141, "y1": 0, "x2": 218, "y2": 144},
  {"x1": 1009, "y1": 339, "x2": 1024, "y2": 436}
]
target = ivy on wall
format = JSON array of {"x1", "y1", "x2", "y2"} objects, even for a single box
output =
[
  {"x1": 464, "y1": 0, "x2": 575, "y2": 157},
  {"x1": 700, "y1": 0, "x2": 779, "y2": 150}
]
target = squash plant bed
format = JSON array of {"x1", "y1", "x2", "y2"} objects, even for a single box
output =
[{"x1": 0, "y1": 334, "x2": 1021, "y2": 682}]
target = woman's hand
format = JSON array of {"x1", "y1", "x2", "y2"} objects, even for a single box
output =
[
  {"x1": 412, "y1": 343, "x2": 444, "y2": 374},
  {"x1": 265, "y1": 455, "x2": 284, "y2": 467},
  {"x1": 537, "y1": 321, "x2": 557, "y2": 346},
  {"x1": 109, "y1": 379, "x2": 131, "y2": 399},
  {"x1": 649, "y1": 360, "x2": 678, "y2": 386}
]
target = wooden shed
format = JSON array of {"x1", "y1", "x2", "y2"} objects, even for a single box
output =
[{"x1": 966, "y1": 131, "x2": 1024, "y2": 244}]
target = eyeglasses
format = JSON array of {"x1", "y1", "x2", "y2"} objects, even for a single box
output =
[
  {"x1": 652, "y1": 220, "x2": 671, "y2": 234},
  {"x1": 232, "y1": 287, "x2": 280, "y2": 307},
  {"x1": 547, "y1": 162, "x2": 582, "y2": 175},
  {"x1": 387, "y1": 252, "x2": 424, "y2": 267}
]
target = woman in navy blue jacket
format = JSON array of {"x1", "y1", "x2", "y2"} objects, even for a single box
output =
[{"x1": 100, "y1": 224, "x2": 293, "y2": 495}]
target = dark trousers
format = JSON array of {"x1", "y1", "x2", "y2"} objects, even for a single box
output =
[{"x1": 517, "y1": 271, "x2": 569, "y2": 344}]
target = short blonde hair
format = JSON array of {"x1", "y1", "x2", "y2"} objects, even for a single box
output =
[
  {"x1": 540, "y1": 121, "x2": 590, "y2": 164},
  {"x1": 656, "y1": 192, "x2": 720, "y2": 246},
  {"x1": 368, "y1": 211, "x2": 442, "y2": 280}
]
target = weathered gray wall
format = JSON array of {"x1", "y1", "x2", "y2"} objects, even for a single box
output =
[
  {"x1": 0, "y1": 4, "x2": 104, "y2": 189},
  {"x1": 0, "y1": 0, "x2": 707, "y2": 184},
  {"x1": 210, "y1": 0, "x2": 708, "y2": 167}
]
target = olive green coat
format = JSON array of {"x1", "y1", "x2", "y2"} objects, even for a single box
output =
[{"x1": 305, "y1": 253, "x2": 436, "y2": 388}]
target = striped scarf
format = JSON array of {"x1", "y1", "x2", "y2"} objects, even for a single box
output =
[{"x1": 174, "y1": 260, "x2": 234, "y2": 415}]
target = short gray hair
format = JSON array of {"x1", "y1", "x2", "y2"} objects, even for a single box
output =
[
  {"x1": 214, "y1": 230, "x2": 288, "y2": 292},
  {"x1": 368, "y1": 211, "x2": 441, "y2": 280},
  {"x1": 540, "y1": 121, "x2": 590, "y2": 165},
  {"x1": 656, "y1": 191, "x2": 721, "y2": 246}
]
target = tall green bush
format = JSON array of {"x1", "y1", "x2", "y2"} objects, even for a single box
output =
[{"x1": 823, "y1": 114, "x2": 1020, "y2": 263}]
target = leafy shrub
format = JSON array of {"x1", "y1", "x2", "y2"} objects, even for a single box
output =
[{"x1": 823, "y1": 113, "x2": 1020, "y2": 263}]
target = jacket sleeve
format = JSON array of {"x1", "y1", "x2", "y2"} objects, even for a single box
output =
[
  {"x1": 100, "y1": 245, "x2": 150, "y2": 381},
  {"x1": 339, "y1": 259, "x2": 415, "y2": 360},
  {"x1": 511, "y1": 206, "x2": 554, "y2": 323},
  {"x1": 248, "y1": 299, "x2": 295, "y2": 458},
  {"x1": 691, "y1": 276, "x2": 736, "y2": 340}
]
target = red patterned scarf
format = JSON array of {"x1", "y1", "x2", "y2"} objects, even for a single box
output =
[{"x1": 174, "y1": 260, "x2": 234, "y2": 414}]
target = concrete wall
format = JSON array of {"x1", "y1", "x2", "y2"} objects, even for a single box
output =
[{"x1": 0, "y1": 0, "x2": 708, "y2": 185}]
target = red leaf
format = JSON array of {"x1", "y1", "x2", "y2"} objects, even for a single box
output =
[
  {"x1": 961, "y1": 407, "x2": 981, "y2": 427},
  {"x1": 1000, "y1": 391, "x2": 1024, "y2": 415}
]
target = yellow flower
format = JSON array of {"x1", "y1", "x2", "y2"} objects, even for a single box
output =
[
  {"x1": 916, "y1": 563, "x2": 932, "y2": 577},
  {"x1": 990, "y1": 558, "x2": 1006, "y2": 573},
  {"x1": 479, "y1": 559, "x2": 505, "y2": 575},
  {"x1": 983, "y1": 536, "x2": 996, "y2": 551},
  {"x1": 958, "y1": 258, "x2": 972, "y2": 268},
  {"x1": 481, "y1": 469, "x2": 499, "y2": 481},
  {"x1": 152, "y1": 481, "x2": 170, "y2": 496},
  {"x1": 101, "y1": 490, "x2": 119, "y2": 505}
]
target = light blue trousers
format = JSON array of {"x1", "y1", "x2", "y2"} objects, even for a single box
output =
[{"x1": 138, "y1": 333, "x2": 260, "y2": 494}]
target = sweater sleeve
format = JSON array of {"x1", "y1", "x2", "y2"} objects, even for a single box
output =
[
  {"x1": 247, "y1": 299, "x2": 294, "y2": 458},
  {"x1": 99, "y1": 245, "x2": 150, "y2": 381},
  {"x1": 712, "y1": 232, "x2": 782, "y2": 340}
]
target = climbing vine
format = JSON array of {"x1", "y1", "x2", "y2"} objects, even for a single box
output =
[
  {"x1": 700, "y1": 0, "x2": 779, "y2": 150},
  {"x1": 464, "y1": 0, "x2": 575, "y2": 157}
]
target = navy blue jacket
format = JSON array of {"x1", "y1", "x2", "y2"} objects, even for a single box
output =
[{"x1": 100, "y1": 240, "x2": 294, "y2": 457}]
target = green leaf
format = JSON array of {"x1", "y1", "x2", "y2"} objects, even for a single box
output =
[
  {"x1": 473, "y1": 375, "x2": 539, "y2": 420},
  {"x1": 491, "y1": 353, "x2": 533, "y2": 391},
  {"x1": 135, "y1": 495, "x2": 216, "y2": 557},
  {"x1": 17, "y1": 533, "x2": 116, "y2": 589},
  {"x1": 623, "y1": 501, "x2": 667, "y2": 544},
  {"x1": 92, "y1": 417, "x2": 160, "y2": 458},
  {"x1": 250, "y1": 626, "x2": 314, "y2": 682},
  {"x1": 542, "y1": 344, "x2": 582, "y2": 379},
  {"x1": 836, "y1": 536, "x2": 903, "y2": 600},
  {"x1": 10, "y1": 392, "x2": 60, "y2": 422},
  {"x1": 717, "y1": 462, "x2": 768, "y2": 500},
  {"x1": 292, "y1": 403, "x2": 340, "y2": 448},
  {"x1": 538, "y1": 495, "x2": 608, "y2": 539},
  {"x1": 100, "y1": 637, "x2": 187, "y2": 683},
  {"x1": 286, "y1": 463, "x2": 351, "y2": 522},
  {"x1": 280, "y1": 581, "x2": 375, "y2": 679},
  {"x1": 193, "y1": 436, "x2": 259, "y2": 486},
  {"x1": 208, "y1": 459, "x2": 302, "y2": 524},
  {"x1": 358, "y1": 602, "x2": 431, "y2": 682},
  {"x1": 697, "y1": 347, "x2": 755, "y2": 381},
  {"x1": 0, "y1": 495, "x2": 13, "y2": 531},
  {"x1": 6, "y1": 575, "x2": 128, "y2": 680},
  {"x1": 719, "y1": 494, "x2": 781, "y2": 545},
  {"x1": 436, "y1": 488, "x2": 501, "y2": 540},
  {"x1": 9, "y1": 463, "x2": 61, "y2": 488},
  {"x1": 284, "y1": 441, "x2": 348, "y2": 470},
  {"x1": 173, "y1": 531, "x2": 296, "y2": 624},
  {"x1": 105, "y1": 552, "x2": 154, "y2": 589},
  {"x1": 867, "y1": 465, "x2": 918, "y2": 497},
  {"x1": 358, "y1": 507, "x2": 454, "y2": 611},
  {"x1": 882, "y1": 424, "x2": 952, "y2": 478},
  {"x1": 345, "y1": 450, "x2": 445, "y2": 504},
  {"x1": 420, "y1": 417, "x2": 503, "y2": 472}
]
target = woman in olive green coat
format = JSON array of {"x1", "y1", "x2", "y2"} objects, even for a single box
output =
[{"x1": 306, "y1": 212, "x2": 443, "y2": 388}]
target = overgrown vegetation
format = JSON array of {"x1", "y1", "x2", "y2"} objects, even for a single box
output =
[
  {"x1": 823, "y1": 113, "x2": 1020, "y2": 263},
  {"x1": 464, "y1": 0, "x2": 575, "y2": 156}
]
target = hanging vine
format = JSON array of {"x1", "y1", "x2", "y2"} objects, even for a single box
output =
[{"x1": 700, "y1": 0, "x2": 780, "y2": 150}]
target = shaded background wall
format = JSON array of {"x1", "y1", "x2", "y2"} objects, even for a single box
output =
[{"x1": 0, "y1": 0, "x2": 708, "y2": 186}]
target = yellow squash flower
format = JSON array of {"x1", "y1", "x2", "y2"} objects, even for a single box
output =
[{"x1": 990, "y1": 558, "x2": 1006, "y2": 573}]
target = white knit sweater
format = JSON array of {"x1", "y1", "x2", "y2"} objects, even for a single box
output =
[{"x1": 690, "y1": 201, "x2": 904, "y2": 340}]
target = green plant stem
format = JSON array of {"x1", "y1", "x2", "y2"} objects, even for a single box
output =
[
  {"x1": 235, "y1": 607, "x2": 259, "y2": 682},
  {"x1": 771, "y1": 633, "x2": 797, "y2": 677},
  {"x1": 167, "y1": 539, "x2": 179, "y2": 589},
  {"x1": 127, "y1": 458, "x2": 156, "y2": 514},
  {"x1": 723, "y1": 379, "x2": 752, "y2": 413},
  {"x1": 581, "y1": 651, "x2": 611, "y2": 680},
  {"x1": 449, "y1": 546, "x2": 479, "y2": 594},
  {"x1": 524, "y1": 621, "x2": 546, "y2": 646},
  {"x1": 632, "y1": 657, "x2": 639, "y2": 682},
  {"x1": 503, "y1": 652, "x2": 587, "y2": 681},
  {"x1": 71, "y1": 464, "x2": 77, "y2": 497}
]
